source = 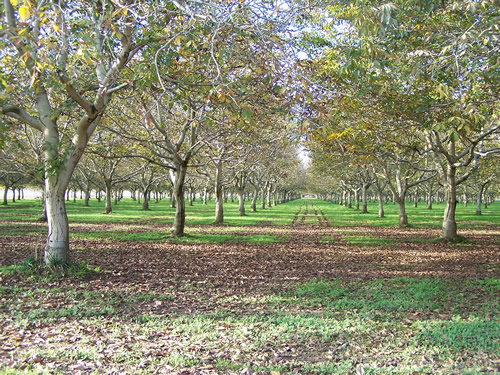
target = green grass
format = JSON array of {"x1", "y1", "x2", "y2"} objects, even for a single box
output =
[
  {"x1": 2, "y1": 197, "x2": 499, "y2": 230},
  {"x1": 0, "y1": 198, "x2": 498, "y2": 374},
  {"x1": 343, "y1": 235, "x2": 397, "y2": 246}
]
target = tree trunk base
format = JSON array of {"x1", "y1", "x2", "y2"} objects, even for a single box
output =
[
  {"x1": 442, "y1": 220, "x2": 457, "y2": 240},
  {"x1": 45, "y1": 242, "x2": 69, "y2": 265}
]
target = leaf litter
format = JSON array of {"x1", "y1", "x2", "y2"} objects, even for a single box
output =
[{"x1": 0, "y1": 219, "x2": 498, "y2": 374}]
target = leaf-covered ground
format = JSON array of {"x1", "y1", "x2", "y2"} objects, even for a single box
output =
[{"x1": 0, "y1": 201, "x2": 499, "y2": 374}]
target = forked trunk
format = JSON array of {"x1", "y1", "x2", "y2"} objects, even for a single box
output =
[
  {"x1": 45, "y1": 179, "x2": 70, "y2": 264},
  {"x1": 171, "y1": 162, "x2": 187, "y2": 237}
]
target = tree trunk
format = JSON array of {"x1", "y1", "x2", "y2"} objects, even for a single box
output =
[
  {"x1": 2, "y1": 185, "x2": 8, "y2": 205},
  {"x1": 361, "y1": 185, "x2": 368, "y2": 214},
  {"x1": 203, "y1": 187, "x2": 208, "y2": 205},
  {"x1": 237, "y1": 188, "x2": 245, "y2": 216},
  {"x1": 261, "y1": 185, "x2": 266, "y2": 210},
  {"x1": 476, "y1": 184, "x2": 485, "y2": 215},
  {"x1": 171, "y1": 162, "x2": 187, "y2": 237},
  {"x1": 105, "y1": 182, "x2": 112, "y2": 214},
  {"x1": 442, "y1": 164, "x2": 457, "y2": 240},
  {"x1": 169, "y1": 189, "x2": 176, "y2": 208},
  {"x1": 84, "y1": 189, "x2": 90, "y2": 206},
  {"x1": 142, "y1": 191, "x2": 149, "y2": 210},
  {"x1": 214, "y1": 162, "x2": 224, "y2": 225},
  {"x1": 377, "y1": 190, "x2": 384, "y2": 218},
  {"x1": 251, "y1": 187, "x2": 258, "y2": 212},
  {"x1": 397, "y1": 199, "x2": 408, "y2": 226},
  {"x1": 44, "y1": 179, "x2": 70, "y2": 264}
]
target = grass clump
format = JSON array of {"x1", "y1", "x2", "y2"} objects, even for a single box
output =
[{"x1": 0, "y1": 255, "x2": 100, "y2": 280}]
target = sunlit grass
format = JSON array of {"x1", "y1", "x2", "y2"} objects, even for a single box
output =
[{"x1": 1, "y1": 198, "x2": 498, "y2": 230}]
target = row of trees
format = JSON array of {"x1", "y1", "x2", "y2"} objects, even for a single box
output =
[
  {"x1": 0, "y1": 0, "x2": 309, "y2": 263},
  {"x1": 1, "y1": 0, "x2": 498, "y2": 265},
  {"x1": 309, "y1": 161, "x2": 498, "y2": 220},
  {"x1": 299, "y1": 0, "x2": 499, "y2": 238},
  {"x1": 1, "y1": 120, "x2": 305, "y2": 219}
]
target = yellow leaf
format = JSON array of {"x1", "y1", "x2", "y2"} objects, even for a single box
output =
[
  {"x1": 10, "y1": 0, "x2": 19, "y2": 6},
  {"x1": 19, "y1": 4, "x2": 29, "y2": 21},
  {"x1": 53, "y1": 23, "x2": 60, "y2": 33},
  {"x1": 174, "y1": 35, "x2": 183, "y2": 45}
]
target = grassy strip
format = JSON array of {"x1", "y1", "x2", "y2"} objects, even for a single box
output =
[
  {"x1": 1, "y1": 198, "x2": 499, "y2": 229},
  {"x1": 1, "y1": 277, "x2": 497, "y2": 374}
]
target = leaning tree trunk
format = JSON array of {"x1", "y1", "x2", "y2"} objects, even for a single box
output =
[
  {"x1": 214, "y1": 162, "x2": 224, "y2": 225},
  {"x1": 44, "y1": 177, "x2": 70, "y2": 264},
  {"x1": 172, "y1": 162, "x2": 188, "y2": 237},
  {"x1": 442, "y1": 164, "x2": 458, "y2": 240},
  {"x1": 237, "y1": 188, "x2": 245, "y2": 216}
]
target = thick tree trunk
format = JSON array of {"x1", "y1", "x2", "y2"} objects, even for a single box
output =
[
  {"x1": 171, "y1": 163, "x2": 187, "y2": 237},
  {"x1": 237, "y1": 188, "x2": 245, "y2": 216},
  {"x1": 142, "y1": 191, "x2": 149, "y2": 210},
  {"x1": 105, "y1": 182, "x2": 112, "y2": 214},
  {"x1": 397, "y1": 200, "x2": 408, "y2": 226},
  {"x1": 214, "y1": 162, "x2": 224, "y2": 225},
  {"x1": 361, "y1": 185, "x2": 368, "y2": 214},
  {"x1": 442, "y1": 164, "x2": 457, "y2": 240},
  {"x1": 44, "y1": 179, "x2": 70, "y2": 264}
]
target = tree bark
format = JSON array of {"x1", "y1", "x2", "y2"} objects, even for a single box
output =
[
  {"x1": 361, "y1": 184, "x2": 368, "y2": 213},
  {"x1": 251, "y1": 187, "x2": 258, "y2": 212},
  {"x1": 142, "y1": 190, "x2": 149, "y2": 210},
  {"x1": 442, "y1": 164, "x2": 457, "y2": 240},
  {"x1": 214, "y1": 161, "x2": 224, "y2": 225},
  {"x1": 44, "y1": 178, "x2": 70, "y2": 264},
  {"x1": 105, "y1": 182, "x2": 112, "y2": 214},
  {"x1": 2, "y1": 185, "x2": 8, "y2": 205},
  {"x1": 237, "y1": 188, "x2": 245, "y2": 216},
  {"x1": 84, "y1": 189, "x2": 90, "y2": 206},
  {"x1": 397, "y1": 199, "x2": 409, "y2": 226},
  {"x1": 171, "y1": 162, "x2": 188, "y2": 237}
]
